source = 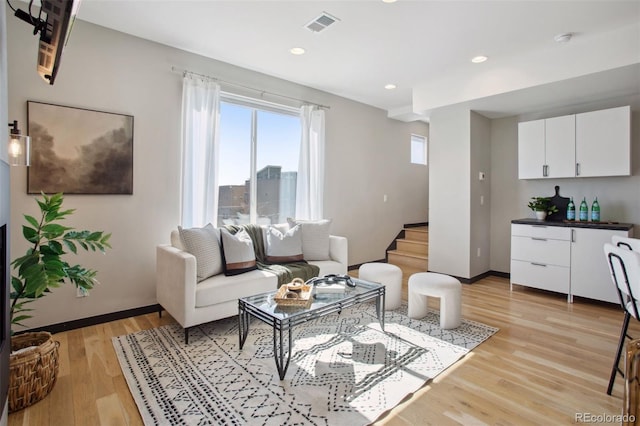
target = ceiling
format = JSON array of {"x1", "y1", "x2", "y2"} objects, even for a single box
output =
[{"x1": 74, "y1": 1, "x2": 640, "y2": 121}]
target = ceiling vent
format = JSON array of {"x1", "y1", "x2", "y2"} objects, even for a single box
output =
[{"x1": 305, "y1": 12, "x2": 339, "y2": 33}]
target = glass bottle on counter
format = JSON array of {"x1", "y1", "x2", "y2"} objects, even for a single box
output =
[
  {"x1": 579, "y1": 197, "x2": 589, "y2": 222},
  {"x1": 566, "y1": 197, "x2": 575, "y2": 221},
  {"x1": 591, "y1": 197, "x2": 600, "y2": 222}
]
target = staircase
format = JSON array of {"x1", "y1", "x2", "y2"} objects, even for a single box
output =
[{"x1": 387, "y1": 226, "x2": 429, "y2": 291}]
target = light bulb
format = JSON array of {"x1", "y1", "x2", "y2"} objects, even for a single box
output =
[{"x1": 9, "y1": 138, "x2": 22, "y2": 158}]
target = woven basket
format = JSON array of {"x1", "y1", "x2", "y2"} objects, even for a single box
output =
[{"x1": 9, "y1": 332, "x2": 60, "y2": 412}]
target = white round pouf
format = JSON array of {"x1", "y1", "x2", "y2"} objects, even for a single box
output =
[
  {"x1": 408, "y1": 272, "x2": 462, "y2": 329},
  {"x1": 358, "y1": 263, "x2": 402, "y2": 310}
]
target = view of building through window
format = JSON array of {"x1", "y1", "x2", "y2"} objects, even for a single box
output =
[{"x1": 217, "y1": 100, "x2": 301, "y2": 226}]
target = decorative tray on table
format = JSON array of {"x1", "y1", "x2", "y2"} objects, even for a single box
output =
[{"x1": 274, "y1": 278, "x2": 313, "y2": 307}]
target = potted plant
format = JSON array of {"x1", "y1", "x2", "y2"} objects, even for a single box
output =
[
  {"x1": 8, "y1": 192, "x2": 111, "y2": 412},
  {"x1": 527, "y1": 196, "x2": 559, "y2": 220}
]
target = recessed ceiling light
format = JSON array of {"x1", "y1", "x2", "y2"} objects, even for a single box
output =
[
  {"x1": 290, "y1": 47, "x2": 306, "y2": 55},
  {"x1": 384, "y1": 84, "x2": 397, "y2": 90},
  {"x1": 471, "y1": 55, "x2": 488, "y2": 64},
  {"x1": 382, "y1": 0, "x2": 398, "y2": 3}
]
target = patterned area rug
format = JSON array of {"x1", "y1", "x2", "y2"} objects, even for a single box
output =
[{"x1": 113, "y1": 303, "x2": 497, "y2": 425}]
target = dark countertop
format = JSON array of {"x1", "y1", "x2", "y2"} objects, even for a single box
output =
[{"x1": 512, "y1": 218, "x2": 634, "y2": 231}]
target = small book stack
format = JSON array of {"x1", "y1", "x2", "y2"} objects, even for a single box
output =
[{"x1": 314, "y1": 283, "x2": 346, "y2": 294}]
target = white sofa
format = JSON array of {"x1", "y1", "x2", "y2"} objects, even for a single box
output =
[{"x1": 156, "y1": 229, "x2": 348, "y2": 343}]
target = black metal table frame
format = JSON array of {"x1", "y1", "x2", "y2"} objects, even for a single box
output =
[{"x1": 238, "y1": 283, "x2": 385, "y2": 380}]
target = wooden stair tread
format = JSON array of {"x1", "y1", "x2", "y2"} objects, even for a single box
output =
[
  {"x1": 396, "y1": 238, "x2": 428, "y2": 245},
  {"x1": 404, "y1": 227, "x2": 428, "y2": 233},
  {"x1": 388, "y1": 249, "x2": 428, "y2": 260}
]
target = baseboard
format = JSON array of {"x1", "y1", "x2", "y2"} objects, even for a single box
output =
[
  {"x1": 428, "y1": 270, "x2": 510, "y2": 284},
  {"x1": 404, "y1": 222, "x2": 428, "y2": 228},
  {"x1": 21, "y1": 304, "x2": 162, "y2": 335},
  {"x1": 348, "y1": 259, "x2": 387, "y2": 271}
]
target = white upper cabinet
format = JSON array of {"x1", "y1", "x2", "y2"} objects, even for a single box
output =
[
  {"x1": 575, "y1": 106, "x2": 631, "y2": 177},
  {"x1": 518, "y1": 115, "x2": 575, "y2": 179},
  {"x1": 518, "y1": 106, "x2": 630, "y2": 180},
  {"x1": 518, "y1": 120, "x2": 545, "y2": 179},
  {"x1": 544, "y1": 115, "x2": 576, "y2": 178}
]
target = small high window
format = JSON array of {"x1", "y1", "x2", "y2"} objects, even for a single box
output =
[{"x1": 411, "y1": 134, "x2": 427, "y2": 165}]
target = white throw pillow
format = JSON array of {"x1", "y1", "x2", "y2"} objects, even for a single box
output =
[
  {"x1": 178, "y1": 224, "x2": 223, "y2": 282},
  {"x1": 265, "y1": 225, "x2": 303, "y2": 263},
  {"x1": 287, "y1": 218, "x2": 332, "y2": 261},
  {"x1": 220, "y1": 228, "x2": 257, "y2": 275}
]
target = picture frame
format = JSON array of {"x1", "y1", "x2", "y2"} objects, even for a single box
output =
[{"x1": 27, "y1": 101, "x2": 134, "y2": 194}]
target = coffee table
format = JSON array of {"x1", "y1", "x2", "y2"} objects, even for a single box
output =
[{"x1": 238, "y1": 278, "x2": 385, "y2": 380}]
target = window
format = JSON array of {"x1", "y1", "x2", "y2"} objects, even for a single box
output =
[
  {"x1": 411, "y1": 134, "x2": 427, "y2": 165},
  {"x1": 217, "y1": 95, "x2": 301, "y2": 226}
]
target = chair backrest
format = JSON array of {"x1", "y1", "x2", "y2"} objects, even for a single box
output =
[
  {"x1": 604, "y1": 243, "x2": 640, "y2": 319},
  {"x1": 613, "y1": 235, "x2": 640, "y2": 253}
]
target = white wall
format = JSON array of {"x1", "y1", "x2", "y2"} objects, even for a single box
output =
[
  {"x1": 428, "y1": 106, "x2": 471, "y2": 278},
  {"x1": 489, "y1": 110, "x2": 640, "y2": 273},
  {"x1": 6, "y1": 15, "x2": 428, "y2": 329},
  {"x1": 470, "y1": 112, "x2": 491, "y2": 277}
]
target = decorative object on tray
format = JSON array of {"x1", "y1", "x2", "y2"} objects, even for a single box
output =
[
  {"x1": 307, "y1": 274, "x2": 356, "y2": 294},
  {"x1": 527, "y1": 195, "x2": 559, "y2": 221},
  {"x1": 274, "y1": 278, "x2": 313, "y2": 306}
]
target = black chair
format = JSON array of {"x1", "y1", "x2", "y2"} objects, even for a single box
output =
[{"x1": 605, "y1": 242, "x2": 640, "y2": 395}]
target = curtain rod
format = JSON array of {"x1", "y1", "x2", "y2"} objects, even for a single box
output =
[{"x1": 171, "y1": 66, "x2": 330, "y2": 110}]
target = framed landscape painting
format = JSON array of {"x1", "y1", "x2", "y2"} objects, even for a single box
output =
[{"x1": 27, "y1": 101, "x2": 134, "y2": 194}]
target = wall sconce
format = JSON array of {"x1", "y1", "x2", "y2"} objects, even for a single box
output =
[{"x1": 8, "y1": 120, "x2": 30, "y2": 167}]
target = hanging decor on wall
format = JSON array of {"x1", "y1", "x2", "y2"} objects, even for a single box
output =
[{"x1": 27, "y1": 101, "x2": 134, "y2": 194}]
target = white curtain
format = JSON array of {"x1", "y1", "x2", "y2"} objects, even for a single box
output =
[
  {"x1": 180, "y1": 75, "x2": 220, "y2": 228},
  {"x1": 296, "y1": 105, "x2": 325, "y2": 220}
]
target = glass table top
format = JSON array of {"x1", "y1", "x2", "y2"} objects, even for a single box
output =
[{"x1": 239, "y1": 278, "x2": 383, "y2": 320}]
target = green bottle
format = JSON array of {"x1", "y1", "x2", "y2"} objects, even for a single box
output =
[
  {"x1": 579, "y1": 197, "x2": 588, "y2": 222},
  {"x1": 591, "y1": 197, "x2": 600, "y2": 222},
  {"x1": 566, "y1": 197, "x2": 575, "y2": 221}
]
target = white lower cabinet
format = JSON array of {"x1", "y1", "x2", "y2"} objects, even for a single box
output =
[
  {"x1": 570, "y1": 227, "x2": 630, "y2": 303},
  {"x1": 510, "y1": 223, "x2": 632, "y2": 303},
  {"x1": 510, "y1": 224, "x2": 571, "y2": 301}
]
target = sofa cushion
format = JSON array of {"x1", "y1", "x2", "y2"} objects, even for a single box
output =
[
  {"x1": 220, "y1": 227, "x2": 257, "y2": 275},
  {"x1": 177, "y1": 224, "x2": 223, "y2": 281},
  {"x1": 287, "y1": 218, "x2": 332, "y2": 261},
  {"x1": 264, "y1": 225, "x2": 303, "y2": 263},
  {"x1": 195, "y1": 269, "x2": 277, "y2": 307}
]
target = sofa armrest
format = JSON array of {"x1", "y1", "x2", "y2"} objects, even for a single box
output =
[
  {"x1": 329, "y1": 235, "x2": 348, "y2": 269},
  {"x1": 156, "y1": 244, "x2": 197, "y2": 328}
]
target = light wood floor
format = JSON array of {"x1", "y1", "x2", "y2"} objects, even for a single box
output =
[{"x1": 8, "y1": 275, "x2": 636, "y2": 426}]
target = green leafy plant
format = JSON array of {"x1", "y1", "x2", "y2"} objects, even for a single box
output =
[
  {"x1": 527, "y1": 196, "x2": 559, "y2": 214},
  {"x1": 10, "y1": 193, "x2": 111, "y2": 329}
]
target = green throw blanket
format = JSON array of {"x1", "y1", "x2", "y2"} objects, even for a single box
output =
[{"x1": 224, "y1": 224, "x2": 320, "y2": 287}]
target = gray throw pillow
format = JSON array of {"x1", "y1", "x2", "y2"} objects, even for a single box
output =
[
  {"x1": 220, "y1": 228, "x2": 257, "y2": 276},
  {"x1": 287, "y1": 218, "x2": 332, "y2": 261},
  {"x1": 265, "y1": 225, "x2": 303, "y2": 263},
  {"x1": 178, "y1": 224, "x2": 223, "y2": 282}
]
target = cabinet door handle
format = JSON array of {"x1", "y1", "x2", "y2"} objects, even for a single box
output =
[
  {"x1": 532, "y1": 225, "x2": 548, "y2": 228},
  {"x1": 576, "y1": 163, "x2": 580, "y2": 176},
  {"x1": 532, "y1": 237, "x2": 548, "y2": 241},
  {"x1": 531, "y1": 262, "x2": 547, "y2": 267},
  {"x1": 571, "y1": 229, "x2": 575, "y2": 243}
]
